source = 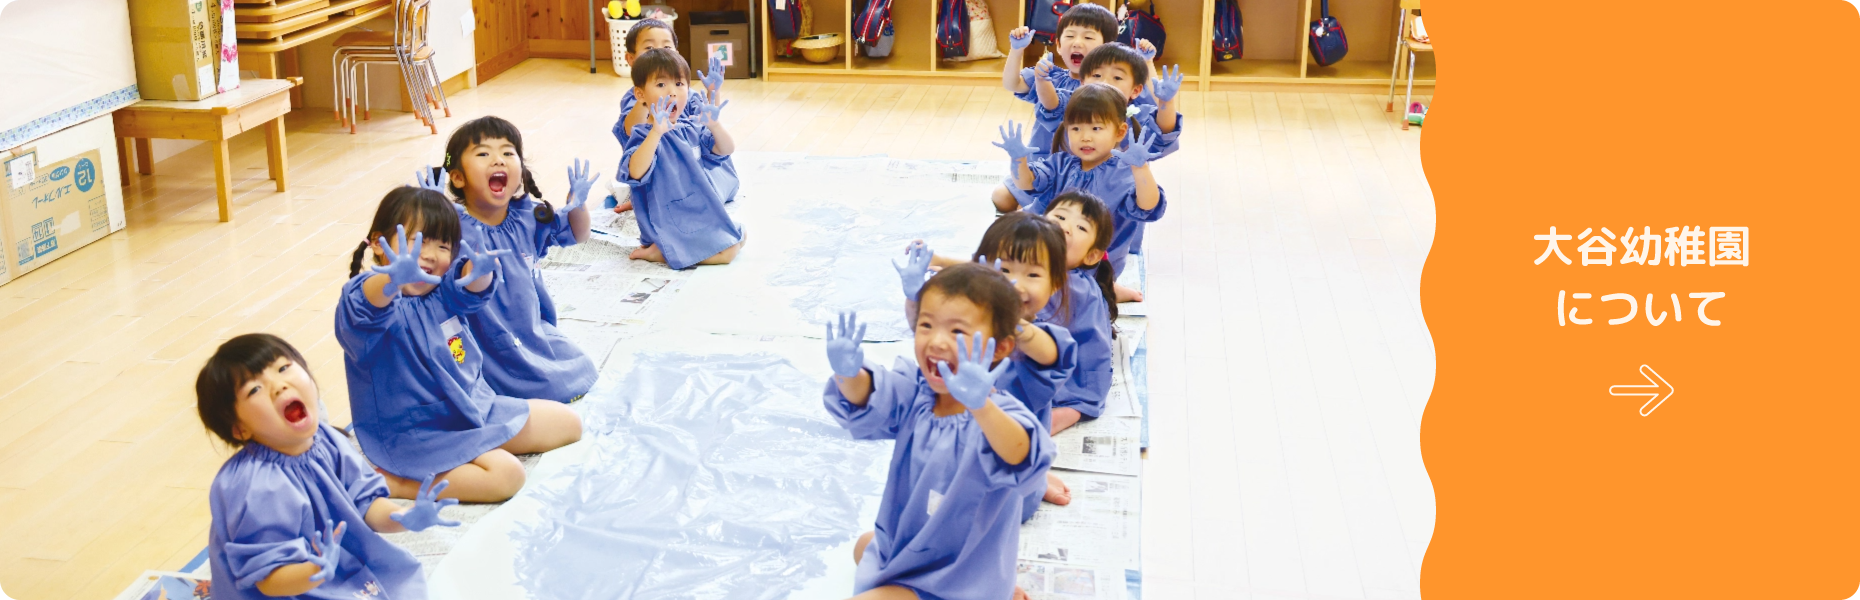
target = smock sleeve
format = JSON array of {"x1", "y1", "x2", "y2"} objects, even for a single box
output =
[
  {"x1": 335, "y1": 275, "x2": 395, "y2": 359},
  {"x1": 1116, "y1": 178, "x2": 1167, "y2": 223},
  {"x1": 438, "y1": 258, "x2": 498, "y2": 316},
  {"x1": 1142, "y1": 110, "x2": 1183, "y2": 159},
  {"x1": 1016, "y1": 67, "x2": 1043, "y2": 104},
  {"x1": 1026, "y1": 154, "x2": 1062, "y2": 198},
  {"x1": 216, "y1": 467, "x2": 318, "y2": 591},
  {"x1": 823, "y1": 359, "x2": 919, "y2": 441},
  {"x1": 1014, "y1": 322, "x2": 1078, "y2": 404},
  {"x1": 972, "y1": 391, "x2": 1052, "y2": 489},
  {"x1": 1035, "y1": 88, "x2": 1071, "y2": 133},
  {"x1": 619, "y1": 123, "x2": 660, "y2": 186},
  {"x1": 322, "y1": 424, "x2": 392, "y2": 514},
  {"x1": 530, "y1": 199, "x2": 578, "y2": 255}
]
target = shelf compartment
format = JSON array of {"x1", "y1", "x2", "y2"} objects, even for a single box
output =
[
  {"x1": 854, "y1": 0, "x2": 933, "y2": 72},
  {"x1": 1208, "y1": 58, "x2": 1299, "y2": 80}
]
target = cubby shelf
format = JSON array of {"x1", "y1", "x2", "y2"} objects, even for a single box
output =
[{"x1": 760, "y1": 0, "x2": 1429, "y2": 90}]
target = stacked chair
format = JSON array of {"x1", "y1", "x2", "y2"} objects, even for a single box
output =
[{"x1": 330, "y1": 0, "x2": 452, "y2": 134}]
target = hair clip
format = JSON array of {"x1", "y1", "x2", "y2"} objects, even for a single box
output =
[{"x1": 1125, "y1": 105, "x2": 1140, "y2": 118}]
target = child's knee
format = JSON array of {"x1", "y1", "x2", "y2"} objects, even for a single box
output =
[
  {"x1": 853, "y1": 530, "x2": 875, "y2": 564},
  {"x1": 480, "y1": 450, "x2": 528, "y2": 497}
]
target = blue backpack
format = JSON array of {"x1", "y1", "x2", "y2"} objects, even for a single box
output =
[
  {"x1": 1307, "y1": 0, "x2": 1348, "y2": 66},
  {"x1": 769, "y1": 0, "x2": 802, "y2": 40},
  {"x1": 1116, "y1": 3, "x2": 1165, "y2": 54},
  {"x1": 853, "y1": 0, "x2": 891, "y2": 46},
  {"x1": 1212, "y1": 0, "x2": 1241, "y2": 61},
  {"x1": 1026, "y1": 0, "x2": 1073, "y2": 44},
  {"x1": 936, "y1": 0, "x2": 969, "y2": 59}
]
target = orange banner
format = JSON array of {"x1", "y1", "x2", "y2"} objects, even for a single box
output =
[{"x1": 1419, "y1": 1, "x2": 1860, "y2": 597}]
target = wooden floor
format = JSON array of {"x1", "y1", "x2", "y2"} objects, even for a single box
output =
[{"x1": 0, "y1": 58, "x2": 1435, "y2": 600}]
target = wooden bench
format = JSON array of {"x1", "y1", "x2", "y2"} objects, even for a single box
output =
[{"x1": 113, "y1": 78, "x2": 301, "y2": 222}]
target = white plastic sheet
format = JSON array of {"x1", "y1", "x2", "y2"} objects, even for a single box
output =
[
  {"x1": 655, "y1": 154, "x2": 1004, "y2": 341},
  {"x1": 506, "y1": 351, "x2": 890, "y2": 600}
]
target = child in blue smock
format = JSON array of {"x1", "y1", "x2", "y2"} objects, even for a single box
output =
[
  {"x1": 197, "y1": 333, "x2": 460, "y2": 600},
  {"x1": 998, "y1": 3, "x2": 1136, "y2": 153},
  {"x1": 338, "y1": 187, "x2": 584, "y2": 504},
  {"x1": 1000, "y1": 83, "x2": 1166, "y2": 304},
  {"x1": 823, "y1": 263, "x2": 1055, "y2": 600},
  {"x1": 608, "y1": 19, "x2": 737, "y2": 213},
  {"x1": 1037, "y1": 191, "x2": 1121, "y2": 435},
  {"x1": 918, "y1": 213, "x2": 1082, "y2": 512},
  {"x1": 617, "y1": 48, "x2": 746, "y2": 269},
  {"x1": 422, "y1": 116, "x2": 599, "y2": 403},
  {"x1": 1034, "y1": 43, "x2": 1183, "y2": 165}
]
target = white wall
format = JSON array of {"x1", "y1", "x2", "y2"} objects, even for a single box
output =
[{"x1": 0, "y1": 0, "x2": 137, "y2": 136}]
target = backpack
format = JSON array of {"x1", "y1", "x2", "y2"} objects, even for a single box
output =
[
  {"x1": 1116, "y1": 2, "x2": 1165, "y2": 54},
  {"x1": 1307, "y1": 0, "x2": 1348, "y2": 66},
  {"x1": 853, "y1": 0, "x2": 892, "y2": 46},
  {"x1": 770, "y1": 0, "x2": 803, "y2": 40},
  {"x1": 936, "y1": 0, "x2": 969, "y2": 59},
  {"x1": 1025, "y1": 0, "x2": 1073, "y2": 44},
  {"x1": 1212, "y1": 0, "x2": 1241, "y2": 61}
]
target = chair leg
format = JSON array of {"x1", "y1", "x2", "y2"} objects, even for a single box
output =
[
  {"x1": 1387, "y1": 17, "x2": 1405, "y2": 112},
  {"x1": 1402, "y1": 52, "x2": 1417, "y2": 131},
  {"x1": 425, "y1": 59, "x2": 451, "y2": 117},
  {"x1": 362, "y1": 65, "x2": 372, "y2": 121},
  {"x1": 394, "y1": 57, "x2": 430, "y2": 128},
  {"x1": 332, "y1": 49, "x2": 344, "y2": 123}
]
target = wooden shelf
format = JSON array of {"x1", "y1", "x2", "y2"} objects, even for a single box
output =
[
  {"x1": 770, "y1": 54, "x2": 848, "y2": 71},
  {"x1": 754, "y1": 0, "x2": 1435, "y2": 90},
  {"x1": 236, "y1": 2, "x2": 392, "y2": 52},
  {"x1": 1209, "y1": 58, "x2": 1300, "y2": 80}
]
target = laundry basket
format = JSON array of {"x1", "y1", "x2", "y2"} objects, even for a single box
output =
[{"x1": 606, "y1": 6, "x2": 679, "y2": 77}]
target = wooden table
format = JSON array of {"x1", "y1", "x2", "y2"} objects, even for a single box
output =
[{"x1": 113, "y1": 78, "x2": 301, "y2": 222}]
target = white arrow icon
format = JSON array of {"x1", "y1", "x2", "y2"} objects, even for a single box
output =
[{"x1": 1609, "y1": 364, "x2": 1675, "y2": 416}]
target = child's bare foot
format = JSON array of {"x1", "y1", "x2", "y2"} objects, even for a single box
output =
[
  {"x1": 613, "y1": 199, "x2": 633, "y2": 213},
  {"x1": 629, "y1": 244, "x2": 665, "y2": 263},
  {"x1": 375, "y1": 467, "x2": 420, "y2": 499},
  {"x1": 1113, "y1": 282, "x2": 1144, "y2": 303},
  {"x1": 1043, "y1": 471, "x2": 1072, "y2": 505}
]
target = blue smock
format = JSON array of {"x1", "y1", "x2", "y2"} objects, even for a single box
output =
[
  {"x1": 1001, "y1": 321, "x2": 1076, "y2": 520},
  {"x1": 1020, "y1": 152, "x2": 1167, "y2": 276},
  {"x1": 825, "y1": 358, "x2": 1054, "y2": 600},
  {"x1": 618, "y1": 119, "x2": 745, "y2": 270},
  {"x1": 457, "y1": 197, "x2": 598, "y2": 402},
  {"x1": 1016, "y1": 68, "x2": 1081, "y2": 154},
  {"x1": 1034, "y1": 87, "x2": 1182, "y2": 161},
  {"x1": 614, "y1": 89, "x2": 740, "y2": 204},
  {"x1": 1038, "y1": 269, "x2": 1114, "y2": 419},
  {"x1": 335, "y1": 265, "x2": 531, "y2": 479},
  {"x1": 209, "y1": 423, "x2": 424, "y2": 600}
]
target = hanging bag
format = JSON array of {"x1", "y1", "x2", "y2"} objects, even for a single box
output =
[
  {"x1": 1026, "y1": 0, "x2": 1073, "y2": 44},
  {"x1": 770, "y1": 0, "x2": 803, "y2": 40},
  {"x1": 1307, "y1": 0, "x2": 1347, "y2": 66},
  {"x1": 853, "y1": 0, "x2": 891, "y2": 46},
  {"x1": 1212, "y1": 0, "x2": 1242, "y2": 61},
  {"x1": 937, "y1": 0, "x2": 970, "y2": 59},
  {"x1": 1116, "y1": 1, "x2": 1165, "y2": 54}
]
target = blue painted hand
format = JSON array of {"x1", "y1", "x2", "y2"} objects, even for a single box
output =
[
  {"x1": 563, "y1": 158, "x2": 600, "y2": 213},
  {"x1": 389, "y1": 475, "x2": 462, "y2": 532},
  {"x1": 937, "y1": 333, "x2": 1010, "y2": 410},
  {"x1": 370, "y1": 225, "x2": 444, "y2": 290},
  {"x1": 893, "y1": 241, "x2": 934, "y2": 301},
  {"x1": 1111, "y1": 129, "x2": 1163, "y2": 169},
  {"x1": 991, "y1": 122, "x2": 1037, "y2": 162},
  {"x1": 307, "y1": 519, "x2": 347, "y2": 582},
  {"x1": 455, "y1": 238, "x2": 509, "y2": 287},
  {"x1": 826, "y1": 311, "x2": 867, "y2": 379}
]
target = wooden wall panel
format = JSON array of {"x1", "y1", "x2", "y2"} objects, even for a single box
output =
[{"x1": 476, "y1": 0, "x2": 531, "y2": 80}]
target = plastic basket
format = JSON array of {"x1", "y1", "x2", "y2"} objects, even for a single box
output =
[{"x1": 606, "y1": 7, "x2": 678, "y2": 77}]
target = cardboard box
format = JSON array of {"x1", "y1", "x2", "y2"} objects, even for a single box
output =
[
  {"x1": 128, "y1": 0, "x2": 222, "y2": 100},
  {"x1": 1, "y1": 149, "x2": 112, "y2": 280}
]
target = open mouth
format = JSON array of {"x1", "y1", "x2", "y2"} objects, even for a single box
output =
[
  {"x1": 1068, "y1": 52, "x2": 1085, "y2": 67},
  {"x1": 488, "y1": 171, "x2": 509, "y2": 194},
  {"x1": 1079, "y1": 146, "x2": 1097, "y2": 155},
  {"x1": 283, "y1": 399, "x2": 309, "y2": 425}
]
